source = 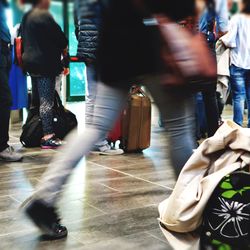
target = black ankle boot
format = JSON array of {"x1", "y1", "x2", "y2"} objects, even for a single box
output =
[{"x1": 25, "y1": 200, "x2": 68, "y2": 240}]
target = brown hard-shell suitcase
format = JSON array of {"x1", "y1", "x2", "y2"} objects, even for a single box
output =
[{"x1": 121, "y1": 86, "x2": 151, "y2": 152}]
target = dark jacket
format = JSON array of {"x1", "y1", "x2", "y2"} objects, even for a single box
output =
[
  {"x1": 97, "y1": 0, "x2": 196, "y2": 85},
  {"x1": 22, "y1": 9, "x2": 68, "y2": 77},
  {"x1": 0, "y1": 0, "x2": 11, "y2": 43},
  {"x1": 74, "y1": 0, "x2": 102, "y2": 62}
]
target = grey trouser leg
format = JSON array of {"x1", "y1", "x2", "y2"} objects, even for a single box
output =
[
  {"x1": 33, "y1": 82, "x2": 129, "y2": 206},
  {"x1": 144, "y1": 80, "x2": 196, "y2": 176},
  {"x1": 85, "y1": 64, "x2": 108, "y2": 147},
  {"x1": 0, "y1": 48, "x2": 12, "y2": 152}
]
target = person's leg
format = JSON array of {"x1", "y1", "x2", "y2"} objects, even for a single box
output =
[
  {"x1": 0, "y1": 49, "x2": 12, "y2": 152},
  {"x1": 30, "y1": 77, "x2": 40, "y2": 109},
  {"x1": 230, "y1": 65, "x2": 246, "y2": 127},
  {"x1": 85, "y1": 64, "x2": 123, "y2": 154},
  {"x1": 144, "y1": 78, "x2": 196, "y2": 177},
  {"x1": 202, "y1": 83, "x2": 219, "y2": 137},
  {"x1": 27, "y1": 82, "x2": 129, "y2": 206},
  {"x1": 216, "y1": 91, "x2": 225, "y2": 124},
  {"x1": 23, "y1": 82, "x2": 128, "y2": 239},
  {"x1": 35, "y1": 77, "x2": 56, "y2": 135},
  {"x1": 85, "y1": 64, "x2": 107, "y2": 146},
  {"x1": 85, "y1": 64, "x2": 98, "y2": 125},
  {"x1": 0, "y1": 44, "x2": 22, "y2": 161},
  {"x1": 196, "y1": 92, "x2": 207, "y2": 139},
  {"x1": 35, "y1": 77, "x2": 62, "y2": 149}
]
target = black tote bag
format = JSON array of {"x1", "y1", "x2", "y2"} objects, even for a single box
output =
[{"x1": 20, "y1": 92, "x2": 78, "y2": 147}]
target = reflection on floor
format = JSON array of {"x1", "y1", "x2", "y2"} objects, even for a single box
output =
[{"x1": 0, "y1": 103, "x2": 175, "y2": 250}]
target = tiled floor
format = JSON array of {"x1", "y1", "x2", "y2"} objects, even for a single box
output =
[{"x1": 0, "y1": 104, "x2": 175, "y2": 250}]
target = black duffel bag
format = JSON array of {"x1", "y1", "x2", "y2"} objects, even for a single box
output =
[{"x1": 20, "y1": 92, "x2": 78, "y2": 147}]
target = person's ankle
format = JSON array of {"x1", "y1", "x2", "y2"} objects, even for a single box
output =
[
  {"x1": 25, "y1": 199, "x2": 68, "y2": 239},
  {"x1": 42, "y1": 133, "x2": 55, "y2": 141}
]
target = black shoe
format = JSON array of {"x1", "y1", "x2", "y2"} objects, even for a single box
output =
[
  {"x1": 25, "y1": 200, "x2": 68, "y2": 240},
  {"x1": 41, "y1": 136, "x2": 63, "y2": 149}
]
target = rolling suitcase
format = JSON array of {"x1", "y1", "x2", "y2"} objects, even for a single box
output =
[{"x1": 121, "y1": 86, "x2": 151, "y2": 152}]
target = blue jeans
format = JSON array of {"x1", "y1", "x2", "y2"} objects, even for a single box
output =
[
  {"x1": 32, "y1": 78, "x2": 196, "y2": 206},
  {"x1": 230, "y1": 65, "x2": 250, "y2": 127}
]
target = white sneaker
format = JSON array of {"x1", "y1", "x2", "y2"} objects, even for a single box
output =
[
  {"x1": 0, "y1": 146, "x2": 23, "y2": 162},
  {"x1": 91, "y1": 144, "x2": 124, "y2": 155}
]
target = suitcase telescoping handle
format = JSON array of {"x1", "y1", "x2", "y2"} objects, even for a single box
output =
[{"x1": 130, "y1": 85, "x2": 147, "y2": 97}]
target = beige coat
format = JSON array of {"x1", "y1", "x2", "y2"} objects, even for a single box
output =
[
  {"x1": 159, "y1": 120, "x2": 250, "y2": 250},
  {"x1": 216, "y1": 39, "x2": 230, "y2": 102}
]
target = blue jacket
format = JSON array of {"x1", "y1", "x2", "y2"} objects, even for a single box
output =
[{"x1": 74, "y1": 0, "x2": 102, "y2": 62}]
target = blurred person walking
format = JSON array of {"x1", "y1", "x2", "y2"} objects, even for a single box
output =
[
  {"x1": 0, "y1": 0, "x2": 23, "y2": 162},
  {"x1": 22, "y1": 0, "x2": 202, "y2": 239},
  {"x1": 74, "y1": 0, "x2": 123, "y2": 155},
  {"x1": 21, "y1": 0, "x2": 69, "y2": 149},
  {"x1": 221, "y1": 0, "x2": 250, "y2": 127},
  {"x1": 198, "y1": 0, "x2": 229, "y2": 136}
]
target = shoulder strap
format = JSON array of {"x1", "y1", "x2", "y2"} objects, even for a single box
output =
[
  {"x1": 18, "y1": 11, "x2": 30, "y2": 37},
  {"x1": 206, "y1": 0, "x2": 216, "y2": 32}
]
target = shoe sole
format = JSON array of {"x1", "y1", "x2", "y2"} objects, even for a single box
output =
[
  {"x1": 41, "y1": 146, "x2": 58, "y2": 149},
  {"x1": 22, "y1": 199, "x2": 68, "y2": 240},
  {"x1": 40, "y1": 231, "x2": 68, "y2": 240},
  {"x1": 26, "y1": 211, "x2": 68, "y2": 240},
  {"x1": 0, "y1": 157, "x2": 23, "y2": 162},
  {"x1": 90, "y1": 151, "x2": 124, "y2": 155}
]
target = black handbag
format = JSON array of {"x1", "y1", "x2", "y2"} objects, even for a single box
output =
[{"x1": 20, "y1": 92, "x2": 78, "y2": 147}]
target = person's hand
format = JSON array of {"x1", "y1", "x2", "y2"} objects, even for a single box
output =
[
  {"x1": 217, "y1": 31, "x2": 228, "y2": 39},
  {"x1": 63, "y1": 68, "x2": 70, "y2": 76},
  {"x1": 63, "y1": 46, "x2": 69, "y2": 57}
]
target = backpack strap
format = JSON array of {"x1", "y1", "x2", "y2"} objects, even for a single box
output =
[
  {"x1": 206, "y1": 0, "x2": 216, "y2": 33},
  {"x1": 19, "y1": 11, "x2": 30, "y2": 38}
]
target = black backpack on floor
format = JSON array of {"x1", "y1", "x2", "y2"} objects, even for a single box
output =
[
  {"x1": 200, "y1": 171, "x2": 250, "y2": 250},
  {"x1": 20, "y1": 92, "x2": 77, "y2": 147}
]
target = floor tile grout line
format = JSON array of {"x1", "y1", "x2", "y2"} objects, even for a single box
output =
[
  {"x1": 11, "y1": 165, "x2": 47, "y2": 171},
  {"x1": 0, "y1": 194, "x2": 13, "y2": 199},
  {"x1": 0, "y1": 228, "x2": 37, "y2": 238},
  {"x1": 145, "y1": 231, "x2": 168, "y2": 244},
  {"x1": 65, "y1": 204, "x2": 158, "y2": 227},
  {"x1": 0, "y1": 177, "x2": 38, "y2": 186},
  {"x1": 68, "y1": 233, "x2": 86, "y2": 246},
  {"x1": 65, "y1": 212, "x2": 109, "y2": 226},
  {"x1": 34, "y1": 177, "x2": 42, "y2": 183},
  {"x1": 72, "y1": 227, "x2": 163, "y2": 246},
  {"x1": 78, "y1": 201, "x2": 159, "y2": 218},
  {"x1": 9, "y1": 195, "x2": 22, "y2": 204},
  {"x1": 87, "y1": 160, "x2": 173, "y2": 176},
  {"x1": 27, "y1": 151, "x2": 54, "y2": 156},
  {"x1": 85, "y1": 202, "x2": 107, "y2": 214},
  {"x1": 99, "y1": 183, "x2": 122, "y2": 193},
  {"x1": 88, "y1": 160, "x2": 174, "y2": 191}
]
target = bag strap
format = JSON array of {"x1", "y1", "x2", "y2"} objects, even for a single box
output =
[
  {"x1": 206, "y1": 0, "x2": 216, "y2": 33},
  {"x1": 18, "y1": 12, "x2": 28, "y2": 37},
  {"x1": 18, "y1": 10, "x2": 32, "y2": 41},
  {"x1": 54, "y1": 91, "x2": 64, "y2": 109}
]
